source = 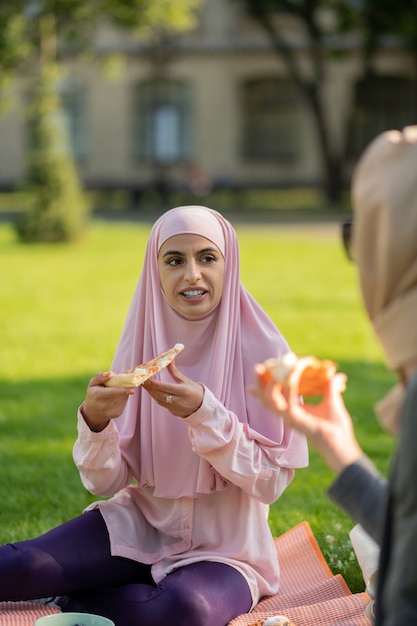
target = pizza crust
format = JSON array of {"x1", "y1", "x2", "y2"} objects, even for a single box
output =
[{"x1": 104, "y1": 343, "x2": 185, "y2": 388}]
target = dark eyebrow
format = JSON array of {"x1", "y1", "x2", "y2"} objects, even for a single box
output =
[
  {"x1": 199, "y1": 247, "x2": 219, "y2": 254},
  {"x1": 162, "y1": 246, "x2": 219, "y2": 258},
  {"x1": 162, "y1": 249, "x2": 184, "y2": 258}
]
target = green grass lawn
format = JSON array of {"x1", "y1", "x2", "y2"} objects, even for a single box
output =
[{"x1": 0, "y1": 218, "x2": 396, "y2": 592}]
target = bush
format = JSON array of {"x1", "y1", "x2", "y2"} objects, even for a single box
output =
[{"x1": 15, "y1": 64, "x2": 89, "y2": 243}]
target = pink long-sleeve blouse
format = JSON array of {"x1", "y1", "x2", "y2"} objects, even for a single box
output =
[{"x1": 74, "y1": 385, "x2": 307, "y2": 607}]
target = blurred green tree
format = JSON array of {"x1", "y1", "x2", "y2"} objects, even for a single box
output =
[{"x1": 0, "y1": 0, "x2": 200, "y2": 242}]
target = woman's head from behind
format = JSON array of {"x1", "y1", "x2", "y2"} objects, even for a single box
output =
[
  {"x1": 352, "y1": 126, "x2": 417, "y2": 385},
  {"x1": 352, "y1": 126, "x2": 417, "y2": 318}
]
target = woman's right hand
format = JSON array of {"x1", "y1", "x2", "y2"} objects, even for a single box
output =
[
  {"x1": 81, "y1": 372, "x2": 134, "y2": 432},
  {"x1": 253, "y1": 366, "x2": 363, "y2": 474}
]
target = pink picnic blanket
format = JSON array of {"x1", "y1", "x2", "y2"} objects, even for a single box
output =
[{"x1": 0, "y1": 521, "x2": 370, "y2": 626}]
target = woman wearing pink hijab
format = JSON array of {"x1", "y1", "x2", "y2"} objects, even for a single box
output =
[{"x1": 0, "y1": 206, "x2": 308, "y2": 625}]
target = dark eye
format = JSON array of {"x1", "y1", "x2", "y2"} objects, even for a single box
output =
[
  {"x1": 201, "y1": 254, "x2": 217, "y2": 264},
  {"x1": 166, "y1": 257, "x2": 183, "y2": 267}
]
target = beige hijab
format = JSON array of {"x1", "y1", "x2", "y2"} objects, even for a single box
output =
[{"x1": 351, "y1": 126, "x2": 417, "y2": 433}]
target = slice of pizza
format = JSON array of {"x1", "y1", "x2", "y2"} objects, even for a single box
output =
[
  {"x1": 105, "y1": 343, "x2": 185, "y2": 388},
  {"x1": 259, "y1": 352, "x2": 339, "y2": 397}
]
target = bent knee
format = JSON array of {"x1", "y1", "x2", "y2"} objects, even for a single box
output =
[
  {"x1": 157, "y1": 584, "x2": 214, "y2": 626},
  {"x1": 0, "y1": 543, "x2": 58, "y2": 599}
]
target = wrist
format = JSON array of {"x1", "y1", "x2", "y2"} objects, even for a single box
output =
[
  {"x1": 80, "y1": 402, "x2": 109, "y2": 433},
  {"x1": 324, "y1": 440, "x2": 363, "y2": 474}
]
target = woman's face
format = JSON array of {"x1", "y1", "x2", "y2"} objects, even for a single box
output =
[{"x1": 158, "y1": 233, "x2": 225, "y2": 319}]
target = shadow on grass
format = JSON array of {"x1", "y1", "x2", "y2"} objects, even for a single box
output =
[
  {"x1": 0, "y1": 375, "x2": 91, "y2": 451},
  {"x1": 0, "y1": 375, "x2": 96, "y2": 542},
  {"x1": 0, "y1": 360, "x2": 397, "y2": 575}
]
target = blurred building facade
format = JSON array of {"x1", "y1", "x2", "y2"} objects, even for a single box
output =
[{"x1": 0, "y1": 0, "x2": 415, "y2": 197}]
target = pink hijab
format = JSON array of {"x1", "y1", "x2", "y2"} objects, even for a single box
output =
[{"x1": 111, "y1": 205, "x2": 307, "y2": 497}]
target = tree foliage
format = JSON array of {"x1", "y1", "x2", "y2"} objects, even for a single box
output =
[
  {"x1": 15, "y1": 63, "x2": 90, "y2": 243},
  {"x1": 1, "y1": 0, "x2": 201, "y2": 78},
  {"x1": 1, "y1": 0, "x2": 200, "y2": 242},
  {"x1": 233, "y1": 0, "x2": 417, "y2": 205},
  {"x1": 335, "y1": 0, "x2": 417, "y2": 62}
]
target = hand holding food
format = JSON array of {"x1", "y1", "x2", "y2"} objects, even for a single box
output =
[
  {"x1": 104, "y1": 343, "x2": 184, "y2": 388},
  {"x1": 258, "y1": 351, "x2": 341, "y2": 397},
  {"x1": 253, "y1": 353, "x2": 362, "y2": 473},
  {"x1": 81, "y1": 344, "x2": 185, "y2": 431}
]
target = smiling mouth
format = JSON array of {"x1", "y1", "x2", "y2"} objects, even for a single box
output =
[{"x1": 181, "y1": 289, "x2": 206, "y2": 299}]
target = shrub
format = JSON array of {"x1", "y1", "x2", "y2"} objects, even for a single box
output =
[{"x1": 15, "y1": 64, "x2": 89, "y2": 243}]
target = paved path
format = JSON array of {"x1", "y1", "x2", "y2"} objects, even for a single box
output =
[{"x1": 0, "y1": 208, "x2": 349, "y2": 238}]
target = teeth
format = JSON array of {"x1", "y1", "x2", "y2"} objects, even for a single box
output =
[{"x1": 183, "y1": 290, "x2": 204, "y2": 298}]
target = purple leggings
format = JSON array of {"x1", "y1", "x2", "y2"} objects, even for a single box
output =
[{"x1": 0, "y1": 509, "x2": 252, "y2": 626}]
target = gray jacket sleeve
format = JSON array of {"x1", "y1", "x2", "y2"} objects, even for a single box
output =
[
  {"x1": 327, "y1": 455, "x2": 387, "y2": 544},
  {"x1": 380, "y1": 373, "x2": 417, "y2": 624}
]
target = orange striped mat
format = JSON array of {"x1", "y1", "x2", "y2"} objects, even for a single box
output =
[
  {"x1": 0, "y1": 602, "x2": 59, "y2": 625},
  {"x1": 229, "y1": 521, "x2": 371, "y2": 626},
  {"x1": 0, "y1": 521, "x2": 370, "y2": 625}
]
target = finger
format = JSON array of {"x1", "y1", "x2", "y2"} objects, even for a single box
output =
[
  {"x1": 318, "y1": 373, "x2": 346, "y2": 407},
  {"x1": 166, "y1": 362, "x2": 185, "y2": 383},
  {"x1": 142, "y1": 378, "x2": 171, "y2": 395},
  {"x1": 252, "y1": 368, "x2": 289, "y2": 414},
  {"x1": 326, "y1": 374, "x2": 348, "y2": 416},
  {"x1": 161, "y1": 391, "x2": 177, "y2": 407},
  {"x1": 254, "y1": 363, "x2": 272, "y2": 390},
  {"x1": 287, "y1": 374, "x2": 302, "y2": 412},
  {"x1": 251, "y1": 365, "x2": 264, "y2": 396},
  {"x1": 86, "y1": 385, "x2": 134, "y2": 406},
  {"x1": 88, "y1": 371, "x2": 113, "y2": 387},
  {"x1": 271, "y1": 386, "x2": 290, "y2": 412},
  {"x1": 254, "y1": 363, "x2": 266, "y2": 379},
  {"x1": 332, "y1": 372, "x2": 347, "y2": 394},
  {"x1": 142, "y1": 382, "x2": 174, "y2": 407},
  {"x1": 253, "y1": 364, "x2": 273, "y2": 394}
]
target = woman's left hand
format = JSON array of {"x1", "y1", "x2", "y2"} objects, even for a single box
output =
[
  {"x1": 142, "y1": 362, "x2": 204, "y2": 418},
  {"x1": 252, "y1": 364, "x2": 363, "y2": 474}
]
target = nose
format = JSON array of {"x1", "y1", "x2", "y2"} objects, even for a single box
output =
[{"x1": 184, "y1": 259, "x2": 201, "y2": 283}]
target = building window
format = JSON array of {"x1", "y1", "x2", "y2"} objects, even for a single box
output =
[
  {"x1": 59, "y1": 81, "x2": 87, "y2": 162},
  {"x1": 26, "y1": 79, "x2": 87, "y2": 163},
  {"x1": 347, "y1": 75, "x2": 416, "y2": 159},
  {"x1": 134, "y1": 79, "x2": 192, "y2": 163},
  {"x1": 241, "y1": 78, "x2": 301, "y2": 161}
]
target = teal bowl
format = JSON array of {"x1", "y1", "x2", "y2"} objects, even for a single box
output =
[{"x1": 34, "y1": 613, "x2": 115, "y2": 626}]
